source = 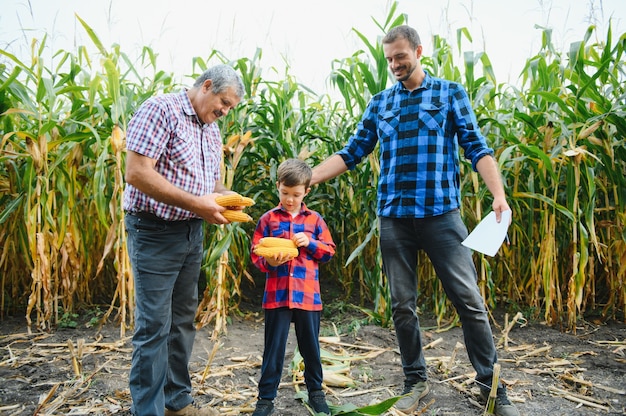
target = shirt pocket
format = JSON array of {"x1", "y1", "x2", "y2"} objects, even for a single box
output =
[
  {"x1": 418, "y1": 103, "x2": 446, "y2": 131},
  {"x1": 168, "y1": 126, "x2": 197, "y2": 166},
  {"x1": 377, "y1": 109, "x2": 401, "y2": 142},
  {"x1": 204, "y1": 133, "x2": 222, "y2": 171}
]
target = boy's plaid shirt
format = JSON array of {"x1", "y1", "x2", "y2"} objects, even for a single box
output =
[{"x1": 251, "y1": 203, "x2": 335, "y2": 311}]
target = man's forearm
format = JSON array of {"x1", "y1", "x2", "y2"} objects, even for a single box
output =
[
  {"x1": 311, "y1": 154, "x2": 348, "y2": 185},
  {"x1": 129, "y1": 167, "x2": 201, "y2": 212},
  {"x1": 476, "y1": 155, "x2": 506, "y2": 200},
  {"x1": 476, "y1": 155, "x2": 511, "y2": 221},
  {"x1": 125, "y1": 150, "x2": 204, "y2": 212}
]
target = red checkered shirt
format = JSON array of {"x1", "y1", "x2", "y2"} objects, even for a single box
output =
[
  {"x1": 251, "y1": 203, "x2": 336, "y2": 311},
  {"x1": 123, "y1": 91, "x2": 222, "y2": 220}
]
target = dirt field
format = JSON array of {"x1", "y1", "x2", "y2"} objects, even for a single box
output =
[{"x1": 1, "y1": 277, "x2": 625, "y2": 416}]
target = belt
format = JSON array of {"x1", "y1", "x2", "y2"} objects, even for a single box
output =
[{"x1": 126, "y1": 211, "x2": 201, "y2": 223}]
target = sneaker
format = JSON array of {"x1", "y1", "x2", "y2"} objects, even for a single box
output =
[
  {"x1": 395, "y1": 380, "x2": 430, "y2": 413},
  {"x1": 308, "y1": 390, "x2": 330, "y2": 415},
  {"x1": 480, "y1": 387, "x2": 521, "y2": 416},
  {"x1": 252, "y1": 399, "x2": 274, "y2": 416},
  {"x1": 164, "y1": 402, "x2": 219, "y2": 416}
]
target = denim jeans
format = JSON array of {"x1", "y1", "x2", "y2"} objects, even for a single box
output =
[
  {"x1": 125, "y1": 214, "x2": 204, "y2": 416},
  {"x1": 258, "y1": 307, "x2": 323, "y2": 400},
  {"x1": 379, "y1": 210, "x2": 498, "y2": 388}
]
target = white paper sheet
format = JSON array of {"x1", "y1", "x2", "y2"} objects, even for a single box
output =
[{"x1": 462, "y1": 210, "x2": 512, "y2": 257}]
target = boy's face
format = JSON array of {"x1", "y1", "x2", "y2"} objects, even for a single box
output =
[{"x1": 277, "y1": 182, "x2": 310, "y2": 215}]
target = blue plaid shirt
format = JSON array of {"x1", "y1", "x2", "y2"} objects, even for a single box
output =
[{"x1": 337, "y1": 72, "x2": 494, "y2": 218}]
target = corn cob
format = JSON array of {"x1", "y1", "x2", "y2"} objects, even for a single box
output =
[
  {"x1": 259, "y1": 237, "x2": 297, "y2": 249},
  {"x1": 254, "y1": 246, "x2": 299, "y2": 258},
  {"x1": 110, "y1": 124, "x2": 125, "y2": 154},
  {"x1": 216, "y1": 194, "x2": 242, "y2": 206},
  {"x1": 215, "y1": 193, "x2": 256, "y2": 207},
  {"x1": 323, "y1": 372, "x2": 357, "y2": 388},
  {"x1": 222, "y1": 210, "x2": 253, "y2": 223},
  {"x1": 240, "y1": 196, "x2": 255, "y2": 206}
]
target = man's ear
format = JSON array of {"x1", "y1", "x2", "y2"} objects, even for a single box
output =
[
  {"x1": 203, "y1": 79, "x2": 213, "y2": 92},
  {"x1": 305, "y1": 187, "x2": 311, "y2": 196}
]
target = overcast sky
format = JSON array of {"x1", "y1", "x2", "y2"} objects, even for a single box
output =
[{"x1": 2, "y1": 0, "x2": 625, "y2": 92}]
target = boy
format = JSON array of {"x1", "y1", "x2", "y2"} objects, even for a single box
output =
[{"x1": 250, "y1": 158, "x2": 336, "y2": 416}]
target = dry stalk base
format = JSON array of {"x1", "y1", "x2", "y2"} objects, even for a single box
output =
[{"x1": 1, "y1": 291, "x2": 625, "y2": 416}]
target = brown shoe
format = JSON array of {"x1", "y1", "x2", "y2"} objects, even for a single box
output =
[
  {"x1": 165, "y1": 402, "x2": 219, "y2": 416},
  {"x1": 480, "y1": 387, "x2": 521, "y2": 416},
  {"x1": 395, "y1": 380, "x2": 430, "y2": 413}
]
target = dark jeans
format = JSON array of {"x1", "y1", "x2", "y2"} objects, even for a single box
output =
[
  {"x1": 258, "y1": 307, "x2": 323, "y2": 400},
  {"x1": 125, "y1": 214, "x2": 204, "y2": 415},
  {"x1": 379, "y1": 210, "x2": 498, "y2": 388}
]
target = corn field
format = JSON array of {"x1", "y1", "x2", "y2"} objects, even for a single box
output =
[{"x1": 1, "y1": 4, "x2": 624, "y2": 337}]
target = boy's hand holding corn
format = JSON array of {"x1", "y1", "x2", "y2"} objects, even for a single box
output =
[
  {"x1": 292, "y1": 232, "x2": 309, "y2": 248},
  {"x1": 254, "y1": 237, "x2": 299, "y2": 265}
]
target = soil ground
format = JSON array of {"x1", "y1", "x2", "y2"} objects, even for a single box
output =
[{"x1": 1, "y1": 275, "x2": 625, "y2": 416}]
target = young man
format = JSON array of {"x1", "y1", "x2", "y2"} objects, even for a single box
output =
[
  {"x1": 124, "y1": 64, "x2": 245, "y2": 416},
  {"x1": 250, "y1": 158, "x2": 336, "y2": 416},
  {"x1": 310, "y1": 25, "x2": 520, "y2": 416}
]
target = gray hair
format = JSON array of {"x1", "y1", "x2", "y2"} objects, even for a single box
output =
[
  {"x1": 193, "y1": 64, "x2": 245, "y2": 99},
  {"x1": 383, "y1": 25, "x2": 422, "y2": 50}
]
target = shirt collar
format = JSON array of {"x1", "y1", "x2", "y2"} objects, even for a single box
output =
[
  {"x1": 273, "y1": 202, "x2": 311, "y2": 216},
  {"x1": 181, "y1": 89, "x2": 209, "y2": 127},
  {"x1": 394, "y1": 70, "x2": 433, "y2": 93}
]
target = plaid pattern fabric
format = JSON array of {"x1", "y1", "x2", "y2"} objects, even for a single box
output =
[
  {"x1": 123, "y1": 91, "x2": 222, "y2": 221},
  {"x1": 251, "y1": 203, "x2": 335, "y2": 311},
  {"x1": 337, "y1": 71, "x2": 494, "y2": 218}
]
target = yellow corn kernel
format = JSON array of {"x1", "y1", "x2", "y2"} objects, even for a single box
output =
[
  {"x1": 240, "y1": 196, "x2": 256, "y2": 206},
  {"x1": 254, "y1": 246, "x2": 299, "y2": 258},
  {"x1": 222, "y1": 210, "x2": 253, "y2": 223},
  {"x1": 216, "y1": 194, "x2": 256, "y2": 207},
  {"x1": 259, "y1": 237, "x2": 297, "y2": 249},
  {"x1": 216, "y1": 194, "x2": 243, "y2": 206}
]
